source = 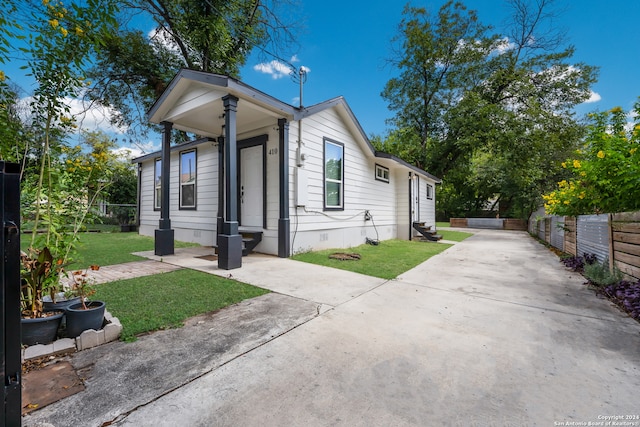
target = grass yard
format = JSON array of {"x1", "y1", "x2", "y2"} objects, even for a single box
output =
[
  {"x1": 438, "y1": 229, "x2": 473, "y2": 242},
  {"x1": 94, "y1": 269, "x2": 269, "y2": 341},
  {"x1": 21, "y1": 232, "x2": 198, "y2": 269},
  {"x1": 291, "y1": 239, "x2": 453, "y2": 279}
]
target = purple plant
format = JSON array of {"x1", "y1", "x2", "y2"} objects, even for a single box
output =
[
  {"x1": 583, "y1": 253, "x2": 598, "y2": 265},
  {"x1": 560, "y1": 253, "x2": 597, "y2": 272},
  {"x1": 604, "y1": 279, "x2": 640, "y2": 321}
]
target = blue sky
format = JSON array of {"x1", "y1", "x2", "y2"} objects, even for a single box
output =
[
  {"x1": 241, "y1": 0, "x2": 640, "y2": 138},
  {"x1": 4, "y1": 0, "x2": 640, "y2": 152}
]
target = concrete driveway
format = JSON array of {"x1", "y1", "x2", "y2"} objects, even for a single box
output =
[{"x1": 25, "y1": 230, "x2": 640, "y2": 426}]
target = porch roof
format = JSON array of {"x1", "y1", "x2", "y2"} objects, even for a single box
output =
[{"x1": 147, "y1": 69, "x2": 296, "y2": 138}]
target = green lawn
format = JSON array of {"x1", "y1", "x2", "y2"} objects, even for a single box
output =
[
  {"x1": 21, "y1": 232, "x2": 198, "y2": 269},
  {"x1": 291, "y1": 239, "x2": 453, "y2": 279},
  {"x1": 94, "y1": 269, "x2": 269, "y2": 341},
  {"x1": 438, "y1": 229, "x2": 473, "y2": 242},
  {"x1": 436, "y1": 221, "x2": 450, "y2": 228}
]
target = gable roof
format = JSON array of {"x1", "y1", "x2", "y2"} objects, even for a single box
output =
[{"x1": 143, "y1": 69, "x2": 440, "y2": 182}]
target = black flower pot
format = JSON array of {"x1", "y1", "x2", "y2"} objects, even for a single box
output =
[
  {"x1": 43, "y1": 293, "x2": 82, "y2": 312},
  {"x1": 65, "y1": 301, "x2": 106, "y2": 338},
  {"x1": 21, "y1": 312, "x2": 64, "y2": 346}
]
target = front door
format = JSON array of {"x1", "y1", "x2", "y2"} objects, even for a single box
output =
[{"x1": 240, "y1": 145, "x2": 263, "y2": 227}]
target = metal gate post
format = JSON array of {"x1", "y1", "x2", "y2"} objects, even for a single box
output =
[{"x1": 1, "y1": 161, "x2": 21, "y2": 426}]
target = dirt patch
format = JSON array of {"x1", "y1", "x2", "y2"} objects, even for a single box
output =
[
  {"x1": 329, "y1": 252, "x2": 361, "y2": 261},
  {"x1": 22, "y1": 360, "x2": 85, "y2": 414},
  {"x1": 196, "y1": 254, "x2": 218, "y2": 261}
]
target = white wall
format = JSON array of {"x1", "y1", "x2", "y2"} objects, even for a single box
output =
[
  {"x1": 138, "y1": 140, "x2": 219, "y2": 247},
  {"x1": 288, "y1": 108, "x2": 402, "y2": 254},
  {"x1": 137, "y1": 108, "x2": 438, "y2": 256}
]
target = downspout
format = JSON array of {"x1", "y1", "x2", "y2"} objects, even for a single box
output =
[
  {"x1": 296, "y1": 68, "x2": 306, "y2": 167},
  {"x1": 278, "y1": 118, "x2": 290, "y2": 258},
  {"x1": 216, "y1": 135, "x2": 224, "y2": 247}
]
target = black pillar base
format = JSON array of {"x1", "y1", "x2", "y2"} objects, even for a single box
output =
[
  {"x1": 218, "y1": 234, "x2": 242, "y2": 270},
  {"x1": 155, "y1": 229, "x2": 175, "y2": 256},
  {"x1": 278, "y1": 218, "x2": 290, "y2": 258}
]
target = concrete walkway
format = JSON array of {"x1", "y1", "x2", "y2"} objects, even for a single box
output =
[
  {"x1": 62, "y1": 259, "x2": 182, "y2": 286},
  {"x1": 23, "y1": 230, "x2": 640, "y2": 426}
]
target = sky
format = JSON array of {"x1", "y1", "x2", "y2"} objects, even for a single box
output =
[
  {"x1": 4, "y1": 0, "x2": 640, "y2": 154},
  {"x1": 241, "y1": 0, "x2": 640, "y2": 138}
]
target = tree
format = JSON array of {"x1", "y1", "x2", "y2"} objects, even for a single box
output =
[
  {"x1": 9, "y1": 0, "x2": 118, "y2": 263},
  {"x1": 87, "y1": 0, "x2": 300, "y2": 136},
  {"x1": 542, "y1": 102, "x2": 640, "y2": 215},
  {"x1": 380, "y1": 0, "x2": 597, "y2": 219},
  {"x1": 381, "y1": 1, "x2": 495, "y2": 171}
]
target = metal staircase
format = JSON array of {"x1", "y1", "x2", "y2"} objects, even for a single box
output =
[
  {"x1": 412, "y1": 222, "x2": 442, "y2": 242},
  {"x1": 240, "y1": 229, "x2": 263, "y2": 256}
]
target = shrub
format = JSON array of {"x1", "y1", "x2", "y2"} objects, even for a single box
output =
[{"x1": 583, "y1": 258, "x2": 623, "y2": 288}]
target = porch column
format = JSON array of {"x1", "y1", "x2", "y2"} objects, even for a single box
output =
[
  {"x1": 218, "y1": 95, "x2": 242, "y2": 269},
  {"x1": 155, "y1": 121, "x2": 174, "y2": 255},
  {"x1": 277, "y1": 118, "x2": 290, "y2": 258}
]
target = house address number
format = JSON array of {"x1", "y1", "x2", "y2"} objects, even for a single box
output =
[{"x1": 268, "y1": 148, "x2": 278, "y2": 155}]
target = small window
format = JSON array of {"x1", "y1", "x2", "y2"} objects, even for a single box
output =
[
  {"x1": 179, "y1": 150, "x2": 196, "y2": 209},
  {"x1": 324, "y1": 138, "x2": 344, "y2": 210},
  {"x1": 426, "y1": 183, "x2": 434, "y2": 200},
  {"x1": 154, "y1": 158, "x2": 161, "y2": 210},
  {"x1": 375, "y1": 164, "x2": 389, "y2": 183}
]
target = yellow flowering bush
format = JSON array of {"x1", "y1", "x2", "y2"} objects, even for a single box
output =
[{"x1": 542, "y1": 102, "x2": 640, "y2": 215}]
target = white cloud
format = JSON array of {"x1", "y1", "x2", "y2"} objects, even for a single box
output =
[
  {"x1": 253, "y1": 56, "x2": 310, "y2": 80},
  {"x1": 584, "y1": 91, "x2": 602, "y2": 104},
  {"x1": 111, "y1": 140, "x2": 160, "y2": 160},
  {"x1": 18, "y1": 95, "x2": 128, "y2": 135},
  {"x1": 67, "y1": 98, "x2": 128, "y2": 134},
  {"x1": 253, "y1": 60, "x2": 293, "y2": 79},
  {"x1": 493, "y1": 37, "x2": 516, "y2": 55}
]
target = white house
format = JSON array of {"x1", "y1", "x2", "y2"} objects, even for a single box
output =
[{"x1": 134, "y1": 69, "x2": 440, "y2": 269}]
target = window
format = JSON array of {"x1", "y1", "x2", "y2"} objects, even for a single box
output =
[
  {"x1": 179, "y1": 150, "x2": 196, "y2": 209},
  {"x1": 375, "y1": 164, "x2": 389, "y2": 183},
  {"x1": 324, "y1": 138, "x2": 344, "y2": 210},
  {"x1": 154, "y1": 158, "x2": 161, "y2": 210},
  {"x1": 426, "y1": 183, "x2": 434, "y2": 200}
]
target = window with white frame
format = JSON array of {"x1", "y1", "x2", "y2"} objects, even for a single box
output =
[
  {"x1": 375, "y1": 164, "x2": 389, "y2": 183},
  {"x1": 426, "y1": 183, "x2": 434, "y2": 200},
  {"x1": 154, "y1": 158, "x2": 161, "y2": 210},
  {"x1": 179, "y1": 150, "x2": 196, "y2": 209},
  {"x1": 324, "y1": 138, "x2": 344, "y2": 210}
]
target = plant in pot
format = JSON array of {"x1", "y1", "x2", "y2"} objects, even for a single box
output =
[
  {"x1": 20, "y1": 247, "x2": 65, "y2": 346},
  {"x1": 64, "y1": 266, "x2": 106, "y2": 338}
]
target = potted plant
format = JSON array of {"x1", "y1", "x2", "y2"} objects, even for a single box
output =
[
  {"x1": 20, "y1": 247, "x2": 65, "y2": 346},
  {"x1": 64, "y1": 266, "x2": 106, "y2": 338}
]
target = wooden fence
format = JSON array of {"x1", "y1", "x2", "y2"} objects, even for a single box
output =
[
  {"x1": 610, "y1": 212, "x2": 640, "y2": 280},
  {"x1": 449, "y1": 218, "x2": 528, "y2": 231},
  {"x1": 530, "y1": 211, "x2": 640, "y2": 281}
]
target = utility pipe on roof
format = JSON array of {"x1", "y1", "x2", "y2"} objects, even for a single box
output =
[{"x1": 296, "y1": 67, "x2": 306, "y2": 167}]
